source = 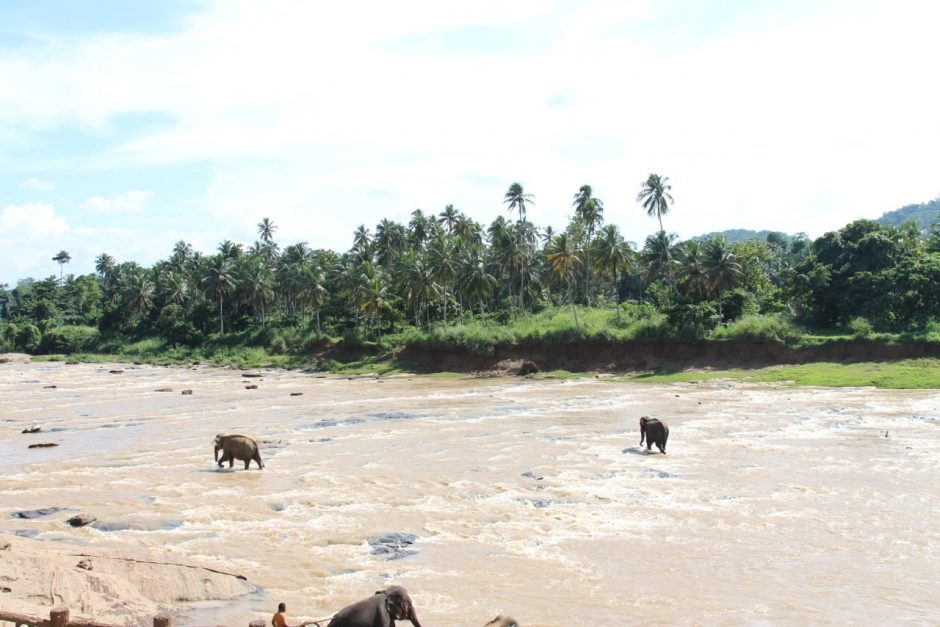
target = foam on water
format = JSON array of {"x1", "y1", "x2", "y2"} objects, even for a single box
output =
[{"x1": 2, "y1": 364, "x2": 940, "y2": 625}]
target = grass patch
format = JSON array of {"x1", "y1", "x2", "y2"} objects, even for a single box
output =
[{"x1": 635, "y1": 358, "x2": 940, "y2": 389}]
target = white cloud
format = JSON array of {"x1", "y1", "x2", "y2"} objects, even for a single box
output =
[
  {"x1": 0, "y1": 202, "x2": 69, "y2": 240},
  {"x1": 0, "y1": 0, "x2": 938, "y2": 262},
  {"x1": 83, "y1": 190, "x2": 155, "y2": 213},
  {"x1": 20, "y1": 177, "x2": 56, "y2": 191}
]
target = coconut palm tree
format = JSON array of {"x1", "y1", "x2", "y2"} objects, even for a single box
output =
[
  {"x1": 591, "y1": 224, "x2": 634, "y2": 309},
  {"x1": 427, "y1": 235, "x2": 458, "y2": 328},
  {"x1": 400, "y1": 251, "x2": 439, "y2": 329},
  {"x1": 351, "y1": 225, "x2": 372, "y2": 259},
  {"x1": 95, "y1": 253, "x2": 116, "y2": 278},
  {"x1": 546, "y1": 233, "x2": 583, "y2": 328},
  {"x1": 676, "y1": 239, "x2": 710, "y2": 300},
  {"x1": 124, "y1": 270, "x2": 154, "y2": 322},
  {"x1": 640, "y1": 230, "x2": 678, "y2": 284},
  {"x1": 438, "y1": 204, "x2": 460, "y2": 236},
  {"x1": 572, "y1": 184, "x2": 604, "y2": 303},
  {"x1": 257, "y1": 217, "x2": 277, "y2": 243},
  {"x1": 244, "y1": 261, "x2": 275, "y2": 326},
  {"x1": 375, "y1": 219, "x2": 407, "y2": 267},
  {"x1": 457, "y1": 243, "x2": 497, "y2": 315},
  {"x1": 203, "y1": 256, "x2": 237, "y2": 334},
  {"x1": 408, "y1": 209, "x2": 433, "y2": 252},
  {"x1": 704, "y1": 237, "x2": 743, "y2": 319},
  {"x1": 301, "y1": 264, "x2": 329, "y2": 331},
  {"x1": 503, "y1": 182, "x2": 534, "y2": 224},
  {"x1": 637, "y1": 173, "x2": 674, "y2": 232}
]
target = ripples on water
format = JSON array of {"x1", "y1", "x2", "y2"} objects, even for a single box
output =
[{"x1": 1, "y1": 362, "x2": 939, "y2": 625}]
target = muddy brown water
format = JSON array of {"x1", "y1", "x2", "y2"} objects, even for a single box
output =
[{"x1": 1, "y1": 361, "x2": 939, "y2": 626}]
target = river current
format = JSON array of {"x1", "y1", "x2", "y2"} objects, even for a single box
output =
[{"x1": 1, "y1": 361, "x2": 939, "y2": 625}]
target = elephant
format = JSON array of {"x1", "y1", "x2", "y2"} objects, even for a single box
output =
[
  {"x1": 484, "y1": 615, "x2": 519, "y2": 627},
  {"x1": 213, "y1": 434, "x2": 264, "y2": 469},
  {"x1": 639, "y1": 416, "x2": 669, "y2": 454},
  {"x1": 327, "y1": 585, "x2": 422, "y2": 627}
]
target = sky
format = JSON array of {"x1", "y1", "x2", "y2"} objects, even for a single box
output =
[{"x1": 1, "y1": 0, "x2": 938, "y2": 284}]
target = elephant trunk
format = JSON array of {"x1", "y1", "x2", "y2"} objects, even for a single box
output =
[{"x1": 214, "y1": 445, "x2": 220, "y2": 462}]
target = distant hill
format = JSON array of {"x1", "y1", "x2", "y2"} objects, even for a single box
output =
[
  {"x1": 692, "y1": 229, "x2": 794, "y2": 244},
  {"x1": 876, "y1": 197, "x2": 940, "y2": 230}
]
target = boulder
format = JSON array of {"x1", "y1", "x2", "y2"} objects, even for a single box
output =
[
  {"x1": 244, "y1": 384, "x2": 258, "y2": 390},
  {"x1": 28, "y1": 443, "x2": 58, "y2": 449},
  {"x1": 108, "y1": 369, "x2": 123, "y2": 375},
  {"x1": 517, "y1": 360, "x2": 539, "y2": 375},
  {"x1": 66, "y1": 513, "x2": 97, "y2": 527},
  {"x1": 181, "y1": 389, "x2": 193, "y2": 395},
  {"x1": 21, "y1": 426, "x2": 42, "y2": 434},
  {"x1": 290, "y1": 392, "x2": 303, "y2": 396},
  {"x1": 154, "y1": 387, "x2": 173, "y2": 392},
  {"x1": 13, "y1": 507, "x2": 67, "y2": 519}
]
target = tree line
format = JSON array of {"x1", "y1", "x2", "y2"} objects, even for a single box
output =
[{"x1": 2, "y1": 178, "x2": 940, "y2": 354}]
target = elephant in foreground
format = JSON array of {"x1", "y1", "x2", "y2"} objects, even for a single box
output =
[
  {"x1": 213, "y1": 434, "x2": 264, "y2": 469},
  {"x1": 327, "y1": 585, "x2": 422, "y2": 627},
  {"x1": 639, "y1": 416, "x2": 669, "y2": 454}
]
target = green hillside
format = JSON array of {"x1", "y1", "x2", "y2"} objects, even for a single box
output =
[{"x1": 877, "y1": 197, "x2": 940, "y2": 230}]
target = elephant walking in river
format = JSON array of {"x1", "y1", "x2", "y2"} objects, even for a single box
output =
[
  {"x1": 639, "y1": 416, "x2": 669, "y2": 454},
  {"x1": 213, "y1": 434, "x2": 264, "y2": 469},
  {"x1": 327, "y1": 586, "x2": 422, "y2": 627}
]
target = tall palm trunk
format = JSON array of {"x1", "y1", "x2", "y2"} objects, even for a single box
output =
[{"x1": 218, "y1": 296, "x2": 224, "y2": 334}]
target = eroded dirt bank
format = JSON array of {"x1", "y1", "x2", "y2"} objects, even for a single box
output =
[{"x1": 381, "y1": 339, "x2": 940, "y2": 373}]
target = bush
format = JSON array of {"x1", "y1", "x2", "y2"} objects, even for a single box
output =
[
  {"x1": 667, "y1": 302, "x2": 720, "y2": 339},
  {"x1": 39, "y1": 325, "x2": 99, "y2": 354},
  {"x1": 14, "y1": 324, "x2": 42, "y2": 353},
  {"x1": 848, "y1": 316, "x2": 875, "y2": 339},
  {"x1": 710, "y1": 314, "x2": 803, "y2": 343}
]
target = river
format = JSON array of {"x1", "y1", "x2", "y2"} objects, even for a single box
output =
[{"x1": 1, "y1": 360, "x2": 939, "y2": 625}]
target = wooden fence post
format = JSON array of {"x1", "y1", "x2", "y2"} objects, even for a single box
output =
[
  {"x1": 154, "y1": 615, "x2": 172, "y2": 627},
  {"x1": 50, "y1": 607, "x2": 69, "y2": 627}
]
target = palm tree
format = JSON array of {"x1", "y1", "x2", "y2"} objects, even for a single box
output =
[
  {"x1": 301, "y1": 265, "x2": 329, "y2": 331},
  {"x1": 438, "y1": 204, "x2": 460, "y2": 236},
  {"x1": 457, "y1": 243, "x2": 497, "y2": 315},
  {"x1": 95, "y1": 253, "x2": 116, "y2": 277},
  {"x1": 591, "y1": 224, "x2": 634, "y2": 311},
  {"x1": 408, "y1": 209, "x2": 432, "y2": 251},
  {"x1": 218, "y1": 240, "x2": 243, "y2": 260},
  {"x1": 637, "y1": 173, "x2": 674, "y2": 232},
  {"x1": 375, "y1": 219, "x2": 407, "y2": 267},
  {"x1": 503, "y1": 182, "x2": 534, "y2": 224},
  {"x1": 427, "y1": 235, "x2": 458, "y2": 328},
  {"x1": 676, "y1": 240, "x2": 710, "y2": 300},
  {"x1": 400, "y1": 251, "x2": 439, "y2": 329},
  {"x1": 572, "y1": 184, "x2": 604, "y2": 303},
  {"x1": 203, "y1": 256, "x2": 237, "y2": 334},
  {"x1": 52, "y1": 250, "x2": 71, "y2": 281},
  {"x1": 704, "y1": 237, "x2": 743, "y2": 319},
  {"x1": 640, "y1": 230, "x2": 678, "y2": 284},
  {"x1": 453, "y1": 214, "x2": 482, "y2": 245},
  {"x1": 546, "y1": 233, "x2": 583, "y2": 328},
  {"x1": 244, "y1": 261, "x2": 275, "y2": 326},
  {"x1": 352, "y1": 225, "x2": 372, "y2": 259},
  {"x1": 257, "y1": 217, "x2": 277, "y2": 243},
  {"x1": 124, "y1": 270, "x2": 154, "y2": 321},
  {"x1": 164, "y1": 271, "x2": 189, "y2": 306}
]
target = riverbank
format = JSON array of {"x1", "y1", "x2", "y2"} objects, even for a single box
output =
[{"x1": 18, "y1": 335, "x2": 940, "y2": 388}]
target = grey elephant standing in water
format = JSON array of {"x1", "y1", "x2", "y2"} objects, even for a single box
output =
[
  {"x1": 213, "y1": 434, "x2": 264, "y2": 469},
  {"x1": 639, "y1": 416, "x2": 669, "y2": 454},
  {"x1": 327, "y1": 585, "x2": 422, "y2": 627}
]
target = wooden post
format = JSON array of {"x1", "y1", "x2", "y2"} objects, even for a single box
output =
[
  {"x1": 154, "y1": 615, "x2": 172, "y2": 627},
  {"x1": 50, "y1": 607, "x2": 69, "y2": 627}
]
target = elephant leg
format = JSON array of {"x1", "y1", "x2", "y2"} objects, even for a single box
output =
[
  {"x1": 229, "y1": 457, "x2": 234, "y2": 468},
  {"x1": 254, "y1": 455, "x2": 263, "y2": 469},
  {"x1": 244, "y1": 459, "x2": 250, "y2": 470}
]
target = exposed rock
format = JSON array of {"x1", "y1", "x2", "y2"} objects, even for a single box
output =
[
  {"x1": 76, "y1": 558, "x2": 93, "y2": 571},
  {"x1": 66, "y1": 513, "x2": 97, "y2": 527},
  {"x1": 13, "y1": 507, "x2": 68, "y2": 519},
  {"x1": 181, "y1": 389, "x2": 193, "y2": 395},
  {"x1": 521, "y1": 470, "x2": 544, "y2": 481},
  {"x1": 368, "y1": 532, "x2": 419, "y2": 560},
  {"x1": 108, "y1": 369, "x2": 123, "y2": 375},
  {"x1": 517, "y1": 360, "x2": 539, "y2": 375},
  {"x1": 290, "y1": 392, "x2": 303, "y2": 396},
  {"x1": 21, "y1": 426, "x2": 42, "y2": 434},
  {"x1": 0, "y1": 541, "x2": 10, "y2": 551},
  {"x1": 28, "y1": 442, "x2": 58, "y2": 449},
  {"x1": 43, "y1": 385, "x2": 57, "y2": 389},
  {"x1": 244, "y1": 384, "x2": 258, "y2": 390},
  {"x1": 154, "y1": 387, "x2": 173, "y2": 392},
  {"x1": 241, "y1": 373, "x2": 263, "y2": 378}
]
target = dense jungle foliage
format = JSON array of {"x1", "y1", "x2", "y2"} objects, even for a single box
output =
[{"x1": 2, "y1": 182, "x2": 940, "y2": 360}]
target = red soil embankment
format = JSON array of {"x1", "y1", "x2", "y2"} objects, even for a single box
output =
[{"x1": 390, "y1": 339, "x2": 940, "y2": 373}]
